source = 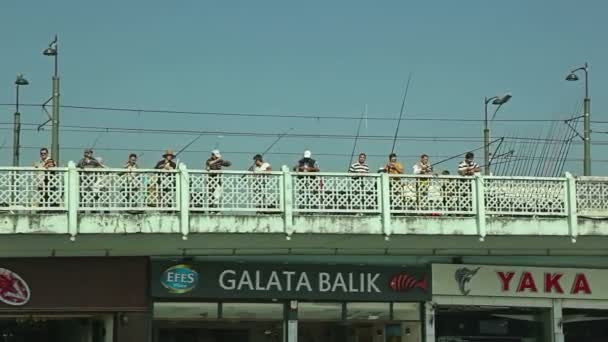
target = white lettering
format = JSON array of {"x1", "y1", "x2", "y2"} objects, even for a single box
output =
[
  {"x1": 367, "y1": 273, "x2": 380, "y2": 293},
  {"x1": 237, "y1": 271, "x2": 254, "y2": 290},
  {"x1": 360, "y1": 273, "x2": 365, "y2": 292},
  {"x1": 295, "y1": 273, "x2": 312, "y2": 292},
  {"x1": 219, "y1": 270, "x2": 236, "y2": 290},
  {"x1": 283, "y1": 271, "x2": 295, "y2": 291},
  {"x1": 332, "y1": 273, "x2": 348, "y2": 292},
  {"x1": 255, "y1": 270, "x2": 266, "y2": 290},
  {"x1": 319, "y1": 272, "x2": 331, "y2": 292},
  {"x1": 348, "y1": 273, "x2": 358, "y2": 293},
  {"x1": 186, "y1": 273, "x2": 195, "y2": 283},
  {"x1": 267, "y1": 271, "x2": 282, "y2": 291}
]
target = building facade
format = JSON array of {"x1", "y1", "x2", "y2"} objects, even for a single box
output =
[
  {"x1": 2, "y1": 166, "x2": 608, "y2": 341},
  {"x1": 0, "y1": 257, "x2": 149, "y2": 342}
]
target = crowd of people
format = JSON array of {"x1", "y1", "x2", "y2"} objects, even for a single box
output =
[{"x1": 33, "y1": 147, "x2": 482, "y2": 176}]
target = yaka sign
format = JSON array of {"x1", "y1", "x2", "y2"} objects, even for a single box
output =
[{"x1": 433, "y1": 264, "x2": 603, "y2": 299}]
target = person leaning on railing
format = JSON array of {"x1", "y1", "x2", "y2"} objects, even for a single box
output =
[
  {"x1": 456, "y1": 152, "x2": 480, "y2": 211},
  {"x1": 294, "y1": 150, "x2": 320, "y2": 210},
  {"x1": 250, "y1": 154, "x2": 274, "y2": 211},
  {"x1": 34, "y1": 147, "x2": 57, "y2": 208},
  {"x1": 384, "y1": 153, "x2": 404, "y2": 174},
  {"x1": 383, "y1": 153, "x2": 407, "y2": 210},
  {"x1": 457, "y1": 152, "x2": 480, "y2": 176},
  {"x1": 206, "y1": 150, "x2": 232, "y2": 210},
  {"x1": 121, "y1": 153, "x2": 141, "y2": 209},
  {"x1": 413, "y1": 154, "x2": 434, "y2": 205},
  {"x1": 150, "y1": 149, "x2": 177, "y2": 207},
  {"x1": 348, "y1": 153, "x2": 370, "y2": 211},
  {"x1": 76, "y1": 148, "x2": 103, "y2": 210}
]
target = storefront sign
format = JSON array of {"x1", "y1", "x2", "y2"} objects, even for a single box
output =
[
  {"x1": 0, "y1": 257, "x2": 148, "y2": 312},
  {"x1": 161, "y1": 264, "x2": 199, "y2": 293},
  {"x1": 152, "y1": 262, "x2": 430, "y2": 301},
  {"x1": 433, "y1": 264, "x2": 608, "y2": 299},
  {"x1": 0, "y1": 268, "x2": 30, "y2": 306}
]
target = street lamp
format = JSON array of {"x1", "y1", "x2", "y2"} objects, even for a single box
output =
[
  {"x1": 565, "y1": 62, "x2": 590, "y2": 176},
  {"x1": 14, "y1": 75, "x2": 29, "y2": 167},
  {"x1": 43, "y1": 35, "x2": 60, "y2": 164},
  {"x1": 484, "y1": 93, "x2": 512, "y2": 175}
]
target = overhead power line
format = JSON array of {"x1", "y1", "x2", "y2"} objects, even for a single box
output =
[
  {"x1": 0, "y1": 122, "x2": 580, "y2": 143},
  {"x1": 0, "y1": 103, "x2": 572, "y2": 123}
]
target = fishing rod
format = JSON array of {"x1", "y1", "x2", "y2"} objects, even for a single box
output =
[
  {"x1": 247, "y1": 128, "x2": 294, "y2": 171},
  {"x1": 496, "y1": 135, "x2": 515, "y2": 176},
  {"x1": 262, "y1": 128, "x2": 293, "y2": 157},
  {"x1": 525, "y1": 132, "x2": 541, "y2": 176},
  {"x1": 391, "y1": 73, "x2": 412, "y2": 154},
  {"x1": 348, "y1": 106, "x2": 366, "y2": 169},
  {"x1": 432, "y1": 137, "x2": 504, "y2": 167},
  {"x1": 90, "y1": 128, "x2": 109, "y2": 150},
  {"x1": 175, "y1": 133, "x2": 205, "y2": 158},
  {"x1": 534, "y1": 123, "x2": 553, "y2": 177},
  {"x1": 487, "y1": 137, "x2": 505, "y2": 169},
  {"x1": 556, "y1": 105, "x2": 583, "y2": 176}
]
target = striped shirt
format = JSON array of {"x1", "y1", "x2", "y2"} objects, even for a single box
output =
[
  {"x1": 349, "y1": 162, "x2": 369, "y2": 173},
  {"x1": 458, "y1": 160, "x2": 479, "y2": 176}
]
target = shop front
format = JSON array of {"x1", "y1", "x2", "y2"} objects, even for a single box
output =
[
  {"x1": 431, "y1": 263, "x2": 608, "y2": 342},
  {"x1": 151, "y1": 261, "x2": 430, "y2": 342},
  {"x1": 0, "y1": 257, "x2": 150, "y2": 342}
]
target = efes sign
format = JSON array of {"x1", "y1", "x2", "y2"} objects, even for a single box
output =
[
  {"x1": 152, "y1": 262, "x2": 430, "y2": 301},
  {"x1": 161, "y1": 264, "x2": 199, "y2": 294}
]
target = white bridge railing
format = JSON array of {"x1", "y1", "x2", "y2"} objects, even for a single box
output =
[{"x1": 0, "y1": 163, "x2": 605, "y2": 219}]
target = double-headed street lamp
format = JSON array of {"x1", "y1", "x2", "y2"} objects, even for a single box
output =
[
  {"x1": 13, "y1": 75, "x2": 29, "y2": 167},
  {"x1": 565, "y1": 62, "x2": 590, "y2": 176},
  {"x1": 484, "y1": 93, "x2": 512, "y2": 175},
  {"x1": 43, "y1": 35, "x2": 60, "y2": 164}
]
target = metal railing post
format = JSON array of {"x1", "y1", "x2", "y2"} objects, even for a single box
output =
[
  {"x1": 380, "y1": 173, "x2": 392, "y2": 237},
  {"x1": 474, "y1": 174, "x2": 486, "y2": 240},
  {"x1": 178, "y1": 163, "x2": 190, "y2": 240},
  {"x1": 67, "y1": 161, "x2": 78, "y2": 240},
  {"x1": 564, "y1": 172, "x2": 578, "y2": 242},
  {"x1": 282, "y1": 165, "x2": 294, "y2": 236}
]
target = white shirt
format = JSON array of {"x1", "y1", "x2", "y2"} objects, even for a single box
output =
[{"x1": 254, "y1": 162, "x2": 271, "y2": 172}]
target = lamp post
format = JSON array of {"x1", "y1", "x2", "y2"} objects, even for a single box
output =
[
  {"x1": 14, "y1": 75, "x2": 29, "y2": 167},
  {"x1": 43, "y1": 35, "x2": 60, "y2": 164},
  {"x1": 566, "y1": 63, "x2": 590, "y2": 176},
  {"x1": 484, "y1": 93, "x2": 512, "y2": 175}
]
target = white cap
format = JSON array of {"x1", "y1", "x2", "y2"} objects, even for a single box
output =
[
  {"x1": 303, "y1": 150, "x2": 311, "y2": 158},
  {"x1": 212, "y1": 149, "x2": 221, "y2": 157}
]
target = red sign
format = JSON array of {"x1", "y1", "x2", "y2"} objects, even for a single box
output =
[
  {"x1": 0, "y1": 268, "x2": 31, "y2": 306},
  {"x1": 497, "y1": 271, "x2": 591, "y2": 295}
]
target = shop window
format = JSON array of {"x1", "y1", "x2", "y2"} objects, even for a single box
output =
[
  {"x1": 222, "y1": 303, "x2": 283, "y2": 320},
  {"x1": 153, "y1": 302, "x2": 218, "y2": 320},
  {"x1": 347, "y1": 302, "x2": 390, "y2": 320},
  {"x1": 392, "y1": 303, "x2": 421, "y2": 321},
  {"x1": 299, "y1": 302, "x2": 343, "y2": 321}
]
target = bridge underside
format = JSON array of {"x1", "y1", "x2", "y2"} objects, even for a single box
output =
[{"x1": 0, "y1": 233, "x2": 607, "y2": 257}]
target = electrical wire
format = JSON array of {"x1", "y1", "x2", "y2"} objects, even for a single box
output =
[
  {"x1": 0, "y1": 123, "x2": 581, "y2": 143},
  {"x1": 0, "y1": 103, "x2": 573, "y2": 123}
]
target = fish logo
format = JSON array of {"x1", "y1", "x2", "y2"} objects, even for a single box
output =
[
  {"x1": 389, "y1": 273, "x2": 428, "y2": 292},
  {"x1": 0, "y1": 268, "x2": 31, "y2": 306},
  {"x1": 454, "y1": 267, "x2": 480, "y2": 295}
]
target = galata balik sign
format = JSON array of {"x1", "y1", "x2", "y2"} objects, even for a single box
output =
[{"x1": 152, "y1": 262, "x2": 431, "y2": 301}]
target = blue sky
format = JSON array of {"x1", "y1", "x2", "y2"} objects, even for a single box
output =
[{"x1": 1, "y1": 0, "x2": 606, "y2": 175}]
